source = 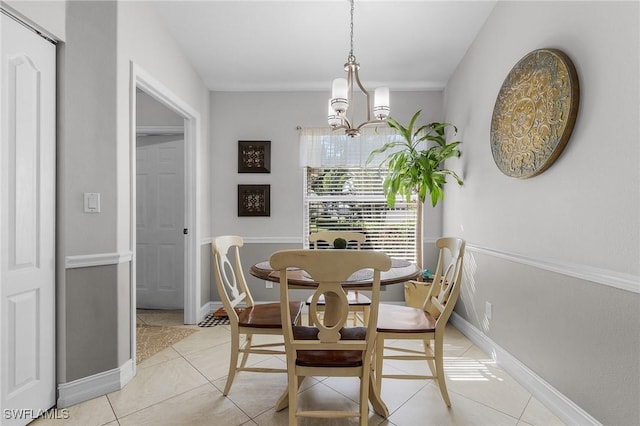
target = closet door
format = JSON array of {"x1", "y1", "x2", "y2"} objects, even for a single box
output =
[{"x1": 1, "y1": 13, "x2": 56, "y2": 424}]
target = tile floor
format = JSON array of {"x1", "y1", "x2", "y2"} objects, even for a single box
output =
[{"x1": 33, "y1": 309, "x2": 565, "y2": 426}]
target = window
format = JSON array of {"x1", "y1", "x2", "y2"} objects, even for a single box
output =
[{"x1": 300, "y1": 128, "x2": 417, "y2": 260}]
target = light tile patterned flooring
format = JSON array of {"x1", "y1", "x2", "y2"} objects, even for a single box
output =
[{"x1": 33, "y1": 309, "x2": 565, "y2": 426}]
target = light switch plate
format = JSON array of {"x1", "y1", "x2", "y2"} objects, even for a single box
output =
[{"x1": 84, "y1": 192, "x2": 101, "y2": 213}]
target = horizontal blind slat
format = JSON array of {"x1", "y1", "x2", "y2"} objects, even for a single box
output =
[{"x1": 304, "y1": 167, "x2": 417, "y2": 261}]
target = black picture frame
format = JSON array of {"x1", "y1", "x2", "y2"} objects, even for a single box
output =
[
  {"x1": 238, "y1": 140, "x2": 271, "y2": 173},
  {"x1": 238, "y1": 184, "x2": 270, "y2": 217}
]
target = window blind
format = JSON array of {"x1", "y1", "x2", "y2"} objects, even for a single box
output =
[{"x1": 303, "y1": 167, "x2": 417, "y2": 261}]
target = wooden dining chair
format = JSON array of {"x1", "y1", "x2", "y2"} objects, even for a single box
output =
[
  {"x1": 374, "y1": 237, "x2": 466, "y2": 407},
  {"x1": 270, "y1": 249, "x2": 391, "y2": 426},
  {"x1": 307, "y1": 231, "x2": 371, "y2": 326},
  {"x1": 212, "y1": 235, "x2": 304, "y2": 396}
]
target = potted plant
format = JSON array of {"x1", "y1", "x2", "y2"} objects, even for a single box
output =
[
  {"x1": 367, "y1": 110, "x2": 463, "y2": 273},
  {"x1": 333, "y1": 237, "x2": 348, "y2": 249}
]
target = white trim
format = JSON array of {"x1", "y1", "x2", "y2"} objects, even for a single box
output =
[
  {"x1": 198, "y1": 301, "x2": 223, "y2": 322},
  {"x1": 131, "y1": 61, "x2": 201, "y2": 329},
  {"x1": 450, "y1": 313, "x2": 601, "y2": 426},
  {"x1": 57, "y1": 360, "x2": 134, "y2": 408},
  {"x1": 65, "y1": 252, "x2": 133, "y2": 269},
  {"x1": 136, "y1": 125, "x2": 183, "y2": 136},
  {"x1": 200, "y1": 237, "x2": 212, "y2": 245},
  {"x1": 242, "y1": 237, "x2": 303, "y2": 245},
  {"x1": 467, "y1": 243, "x2": 640, "y2": 294}
]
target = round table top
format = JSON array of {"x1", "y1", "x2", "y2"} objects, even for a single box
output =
[{"x1": 249, "y1": 257, "x2": 420, "y2": 289}]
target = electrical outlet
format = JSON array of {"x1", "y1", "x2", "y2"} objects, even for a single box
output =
[
  {"x1": 485, "y1": 301, "x2": 492, "y2": 320},
  {"x1": 265, "y1": 281, "x2": 273, "y2": 289}
]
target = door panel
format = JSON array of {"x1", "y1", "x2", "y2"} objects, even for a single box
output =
[
  {"x1": 1, "y1": 13, "x2": 56, "y2": 425},
  {"x1": 136, "y1": 138, "x2": 185, "y2": 309}
]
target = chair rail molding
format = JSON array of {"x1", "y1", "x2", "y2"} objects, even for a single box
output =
[
  {"x1": 466, "y1": 243, "x2": 639, "y2": 294},
  {"x1": 65, "y1": 251, "x2": 133, "y2": 269},
  {"x1": 241, "y1": 236, "x2": 302, "y2": 244}
]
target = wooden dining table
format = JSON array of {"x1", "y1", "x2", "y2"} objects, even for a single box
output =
[
  {"x1": 249, "y1": 256, "x2": 420, "y2": 418},
  {"x1": 250, "y1": 257, "x2": 419, "y2": 289}
]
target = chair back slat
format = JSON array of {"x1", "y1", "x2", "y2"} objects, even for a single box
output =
[
  {"x1": 424, "y1": 238, "x2": 466, "y2": 329},
  {"x1": 212, "y1": 236, "x2": 255, "y2": 322},
  {"x1": 308, "y1": 281, "x2": 350, "y2": 339},
  {"x1": 270, "y1": 249, "x2": 390, "y2": 354}
]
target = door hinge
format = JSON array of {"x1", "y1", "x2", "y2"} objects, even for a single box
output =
[{"x1": 183, "y1": 228, "x2": 189, "y2": 235}]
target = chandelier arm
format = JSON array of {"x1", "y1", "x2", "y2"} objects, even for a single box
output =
[
  {"x1": 355, "y1": 119, "x2": 387, "y2": 131},
  {"x1": 337, "y1": 112, "x2": 353, "y2": 129},
  {"x1": 351, "y1": 66, "x2": 372, "y2": 123}
]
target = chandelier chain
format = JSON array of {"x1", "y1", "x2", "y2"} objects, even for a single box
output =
[{"x1": 349, "y1": 0, "x2": 355, "y2": 60}]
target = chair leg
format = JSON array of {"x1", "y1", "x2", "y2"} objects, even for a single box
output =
[
  {"x1": 434, "y1": 333, "x2": 451, "y2": 407},
  {"x1": 375, "y1": 334, "x2": 384, "y2": 394},
  {"x1": 424, "y1": 337, "x2": 437, "y2": 376},
  {"x1": 288, "y1": 373, "x2": 298, "y2": 426},
  {"x1": 359, "y1": 368, "x2": 370, "y2": 426},
  {"x1": 223, "y1": 330, "x2": 240, "y2": 396},
  {"x1": 363, "y1": 305, "x2": 370, "y2": 325},
  {"x1": 239, "y1": 334, "x2": 252, "y2": 369}
]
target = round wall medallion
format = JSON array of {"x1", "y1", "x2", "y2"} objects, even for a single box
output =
[{"x1": 490, "y1": 48, "x2": 579, "y2": 178}]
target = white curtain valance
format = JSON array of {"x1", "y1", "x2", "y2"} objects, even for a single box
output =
[{"x1": 299, "y1": 126, "x2": 401, "y2": 168}]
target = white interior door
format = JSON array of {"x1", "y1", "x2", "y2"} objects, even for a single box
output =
[
  {"x1": 1, "y1": 13, "x2": 56, "y2": 425},
  {"x1": 136, "y1": 137, "x2": 185, "y2": 309}
]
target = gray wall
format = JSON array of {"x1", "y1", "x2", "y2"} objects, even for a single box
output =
[
  {"x1": 57, "y1": 0, "x2": 121, "y2": 383},
  {"x1": 443, "y1": 1, "x2": 639, "y2": 425},
  {"x1": 137, "y1": 89, "x2": 185, "y2": 127},
  {"x1": 208, "y1": 90, "x2": 446, "y2": 303},
  {"x1": 209, "y1": 90, "x2": 444, "y2": 241}
]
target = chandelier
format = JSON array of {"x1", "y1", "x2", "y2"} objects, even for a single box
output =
[{"x1": 328, "y1": 0, "x2": 390, "y2": 137}]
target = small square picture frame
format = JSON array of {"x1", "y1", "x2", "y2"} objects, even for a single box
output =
[
  {"x1": 238, "y1": 140, "x2": 271, "y2": 173},
  {"x1": 238, "y1": 184, "x2": 270, "y2": 217}
]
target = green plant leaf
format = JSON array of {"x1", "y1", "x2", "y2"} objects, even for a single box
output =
[{"x1": 374, "y1": 110, "x2": 464, "y2": 210}]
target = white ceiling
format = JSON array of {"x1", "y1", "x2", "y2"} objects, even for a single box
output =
[{"x1": 151, "y1": 0, "x2": 497, "y2": 92}]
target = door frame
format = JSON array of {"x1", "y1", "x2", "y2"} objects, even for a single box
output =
[{"x1": 129, "y1": 63, "x2": 201, "y2": 364}]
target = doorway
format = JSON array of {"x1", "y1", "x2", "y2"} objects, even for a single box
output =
[
  {"x1": 130, "y1": 64, "x2": 202, "y2": 367},
  {"x1": 135, "y1": 90, "x2": 185, "y2": 310}
]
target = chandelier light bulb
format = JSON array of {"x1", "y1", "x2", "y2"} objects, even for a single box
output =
[
  {"x1": 331, "y1": 78, "x2": 349, "y2": 113},
  {"x1": 374, "y1": 87, "x2": 390, "y2": 120}
]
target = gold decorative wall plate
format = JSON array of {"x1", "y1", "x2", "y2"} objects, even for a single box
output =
[{"x1": 490, "y1": 49, "x2": 579, "y2": 178}]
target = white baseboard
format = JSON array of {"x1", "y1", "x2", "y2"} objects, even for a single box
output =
[
  {"x1": 198, "y1": 301, "x2": 222, "y2": 321},
  {"x1": 450, "y1": 313, "x2": 601, "y2": 426},
  {"x1": 57, "y1": 359, "x2": 134, "y2": 408}
]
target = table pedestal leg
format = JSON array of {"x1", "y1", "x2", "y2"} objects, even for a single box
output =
[{"x1": 275, "y1": 375, "x2": 306, "y2": 411}]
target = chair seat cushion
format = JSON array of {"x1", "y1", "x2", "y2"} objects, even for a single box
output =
[
  {"x1": 237, "y1": 301, "x2": 303, "y2": 328},
  {"x1": 305, "y1": 292, "x2": 372, "y2": 306},
  {"x1": 376, "y1": 303, "x2": 437, "y2": 333},
  {"x1": 292, "y1": 326, "x2": 367, "y2": 367}
]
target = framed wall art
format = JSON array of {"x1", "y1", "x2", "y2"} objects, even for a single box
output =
[
  {"x1": 490, "y1": 48, "x2": 579, "y2": 179},
  {"x1": 238, "y1": 184, "x2": 270, "y2": 217},
  {"x1": 238, "y1": 140, "x2": 271, "y2": 173}
]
